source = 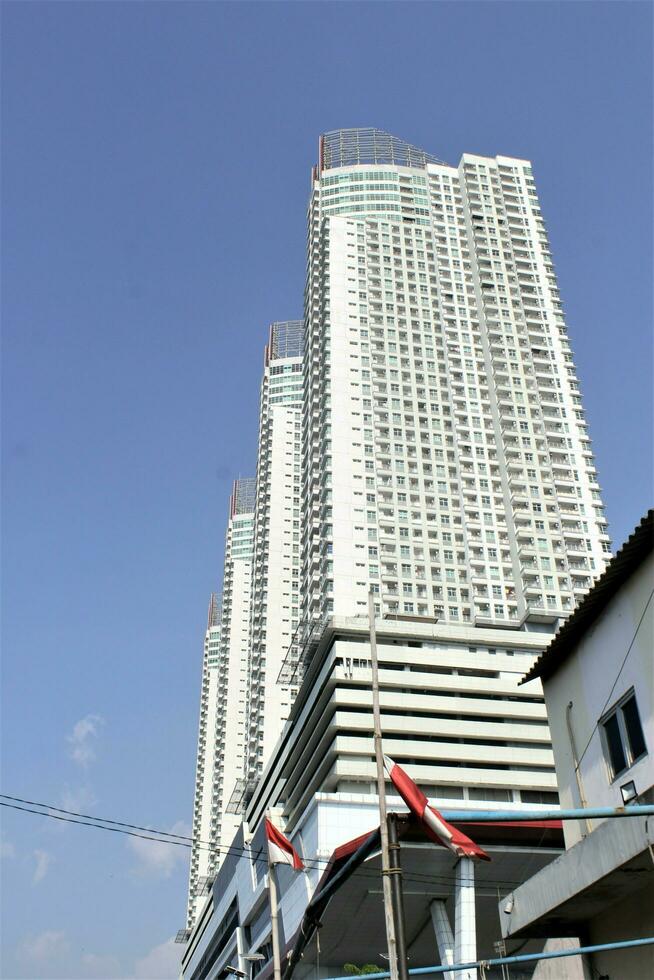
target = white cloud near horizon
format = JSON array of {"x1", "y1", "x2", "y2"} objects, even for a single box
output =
[
  {"x1": 33, "y1": 849, "x2": 53, "y2": 883},
  {"x1": 17, "y1": 929, "x2": 70, "y2": 964},
  {"x1": 66, "y1": 713, "x2": 105, "y2": 767},
  {"x1": 133, "y1": 936, "x2": 181, "y2": 979},
  {"x1": 14, "y1": 932, "x2": 124, "y2": 978},
  {"x1": 127, "y1": 820, "x2": 190, "y2": 879},
  {"x1": 80, "y1": 951, "x2": 123, "y2": 977}
]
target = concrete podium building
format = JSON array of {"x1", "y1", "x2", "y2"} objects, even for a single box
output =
[{"x1": 182, "y1": 129, "x2": 611, "y2": 974}]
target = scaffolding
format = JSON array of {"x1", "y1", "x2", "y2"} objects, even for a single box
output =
[
  {"x1": 320, "y1": 128, "x2": 448, "y2": 172},
  {"x1": 224, "y1": 776, "x2": 260, "y2": 815},
  {"x1": 276, "y1": 615, "x2": 331, "y2": 688},
  {"x1": 195, "y1": 875, "x2": 215, "y2": 896}
]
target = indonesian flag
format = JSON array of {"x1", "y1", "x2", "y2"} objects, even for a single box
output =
[
  {"x1": 264, "y1": 817, "x2": 305, "y2": 870},
  {"x1": 384, "y1": 756, "x2": 490, "y2": 862}
]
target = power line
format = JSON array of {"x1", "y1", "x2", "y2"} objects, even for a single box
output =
[
  {"x1": 0, "y1": 792, "x2": 556, "y2": 890},
  {"x1": 1, "y1": 800, "x2": 200, "y2": 850},
  {"x1": 1, "y1": 793, "x2": 204, "y2": 844},
  {"x1": 0, "y1": 797, "x2": 279, "y2": 865},
  {"x1": 0, "y1": 796, "x2": 537, "y2": 890}
]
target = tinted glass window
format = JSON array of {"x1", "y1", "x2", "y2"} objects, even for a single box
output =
[
  {"x1": 622, "y1": 695, "x2": 646, "y2": 762},
  {"x1": 603, "y1": 712, "x2": 627, "y2": 777}
]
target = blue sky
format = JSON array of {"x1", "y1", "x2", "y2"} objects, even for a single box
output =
[{"x1": 1, "y1": 2, "x2": 652, "y2": 977}]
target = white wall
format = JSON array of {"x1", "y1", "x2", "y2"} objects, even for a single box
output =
[{"x1": 541, "y1": 551, "x2": 654, "y2": 846}]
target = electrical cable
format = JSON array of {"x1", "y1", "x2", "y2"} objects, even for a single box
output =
[
  {"x1": 1, "y1": 793, "x2": 209, "y2": 844},
  {"x1": 0, "y1": 796, "x2": 541, "y2": 890},
  {"x1": 0, "y1": 792, "x2": 555, "y2": 891}
]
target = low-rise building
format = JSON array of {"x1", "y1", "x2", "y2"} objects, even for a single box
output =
[{"x1": 500, "y1": 510, "x2": 654, "y2": 979}]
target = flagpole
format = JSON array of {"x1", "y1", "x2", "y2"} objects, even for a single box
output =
[
  {"x1": 387, "y1": 812, "x2": 409, "y2": 980},
  {"x1": 369, "y1": 590, "x2": 400, "y2": 980},
  {"x1": 267, "y1": 816, "x2": 283, "y2": 980}
]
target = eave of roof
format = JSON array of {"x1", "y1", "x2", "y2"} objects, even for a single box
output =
[{"x1": 521, "y1": 509, "x2": 654, "y2": 685}]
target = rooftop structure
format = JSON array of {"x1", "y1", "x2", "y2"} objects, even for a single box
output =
[
  {"x1": 231, "y1": 477, "x2": 256, "y2": 516},
  {"x1": 267, "y1": 320, "x2": 304, "y2": 362},
  {"x1": 320, "y1": 127, "x2": 447, "y2": 171}
]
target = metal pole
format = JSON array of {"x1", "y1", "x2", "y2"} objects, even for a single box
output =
[
  {"x1": 268, "y1": 861, "x2": 283, "y2": 980},
  {"x1": 387, "y1": 813, "x2": 409, "y2": 980},
  {"x1": 321, "y1": 936, "x2": 654, "y2": 980},
  {"x1": 369, "y1": 590, "x2": 399, "y2": 980},
  {"x1": 566, "y1": 701, "x2": 593, "y2": 835},
  {"x1": 432, "y1": 804, "x2": 654, "y2": 822}
]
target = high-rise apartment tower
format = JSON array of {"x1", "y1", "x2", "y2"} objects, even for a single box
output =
[
  {"x1": 300, "y1": 128, "x2": 609, "y2": 642},
  {"x1": 186, "y1": 592, "x2": 222, "y2": 928},
  {"x1": 182, "y1": 130, "x2": 612, "y2": 966},
  {"x1": 186, "y1": 479, "x2": 254, "y2": 927},
  {"x1": 243, "y1": 322, "x2": 304, "y2": 787}
]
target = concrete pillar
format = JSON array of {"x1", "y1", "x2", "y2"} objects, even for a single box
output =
[
  {"x1": 236, "y1": 925, "x2": 248, "y2": 977},
  {"x1": 454, "y1": 857, "x2": 477, "y2": 980},
  {"x1": 532, "y1": 938, "x2": 593, "y2": 979},
  {"x1": 429, "y1": 900, "x2": 454, "y2": 980}
]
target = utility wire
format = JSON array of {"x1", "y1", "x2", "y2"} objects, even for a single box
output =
[
  {"x1": 1, "y1": 800, "x2": 199, "y2": 849},
  {"x1": 0, "y1": 797, "x2": 537, "y2": 890},
  {"x1": 1, "y1": 793, "x2": 204, "y2": 843}
]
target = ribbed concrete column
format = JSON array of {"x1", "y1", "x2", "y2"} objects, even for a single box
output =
[
  {"x1": 236, "y1": 925, "x2": 248, "y2": 977},
  {"x1": 454, "y1": 858, "x2": 477, "y2": 980},
  {"x1": 429, "y1": 900, "x2": 454, "y2": 980}
]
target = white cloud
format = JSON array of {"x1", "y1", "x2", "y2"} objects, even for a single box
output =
[
  {"x1": 59, "y1": 784, "x2": 97, "y2": 813},
  {"x1": 49, "y1": 785, "x2": 97, "y2": 836},
  {"x1": 17, "y1": 929, "x2": 69, "y2": 963},
  {"x1": 133, "y1": 937, "x2": 181, "y2": 979},
  {"x1": 66, "y1": 713, "x2": 105, "y2": 767},
  {"x1": 127, "y1": 820, "x2": 190, "y2": 879},
  {"x1": 1, "y1": 835, "x2": 16, "y2": 859},
  {"x1": 81, "y1": 951, "x2": 123, "y2": 977},
  {"x1": 33, "y1": 849, "x2": 53, "y2": 883}
]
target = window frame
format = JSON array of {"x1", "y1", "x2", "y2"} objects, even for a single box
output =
[{"x1": 599, "y1": 688, "x2": 648, "y2": 783}]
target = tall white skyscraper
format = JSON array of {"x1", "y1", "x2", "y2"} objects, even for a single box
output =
[
  {"x1": 182, "y1": 130, "x2": 612, "y2": 968},
  {"x1": 186, "y1": 479, "x2": 254, "y2": 927},
  {"x1": 186, "y1": 592, "x2": 222, "y2": 928},
  {"x1": 300, "y1": 128, "x2": 609, "y2": 636},
  {"x1": 244, "y1": 322, "x2": 304, "y2": 786}
]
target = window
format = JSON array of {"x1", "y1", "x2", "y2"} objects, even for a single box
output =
[{"x1": 600, "y1": 690, "x2": 647, "y2": 780}]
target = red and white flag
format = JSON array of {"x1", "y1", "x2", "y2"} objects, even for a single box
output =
[
  {"x1": 384, "y1": 756, "x2": 489, "y2": 862},
  {"x1": 264, "y1": 817, "x2": 305, "y2": 871}
]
